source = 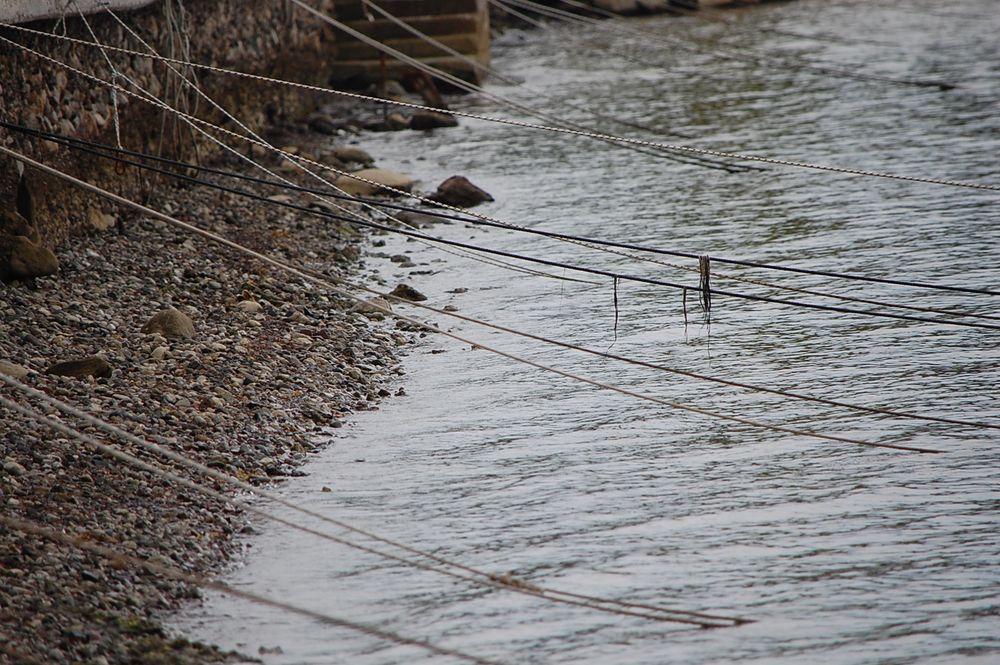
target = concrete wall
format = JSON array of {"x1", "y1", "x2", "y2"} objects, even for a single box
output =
[
  {"x1": 0, "y1": 0, "x2": 338, "y2": 249},
  {"x1": 330, "y1": 0, "x2": 491, "y2": 85},
  {"x1": 0, "y1": 1, "x2": 157, "y2": 23}
]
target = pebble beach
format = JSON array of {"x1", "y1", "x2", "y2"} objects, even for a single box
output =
[{"x1": 0, "y1": 116, "x2": 432, "y2": 663}]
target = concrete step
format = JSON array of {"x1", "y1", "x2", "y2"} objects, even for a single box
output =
[
  {"x1": 330, "y1": 54, "x2": 488, "y2": 85},
  {"x1": 334, "y1": 0, "x2": 482, "y2": 21},
  {"x1": 336, "y1": 29, "x2": 486, "y2": 61},
  {"x1": 340, "y1": 13, "x2": 481, "y2": 41}
]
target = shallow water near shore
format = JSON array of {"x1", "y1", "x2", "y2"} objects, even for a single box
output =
[{"x1": 174, "y1": 0, "x2": 999, "y2": 662}]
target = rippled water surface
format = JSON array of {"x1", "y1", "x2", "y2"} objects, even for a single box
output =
[{"x1": 176, "y1": 1, "x2": 999, "y2": 662}]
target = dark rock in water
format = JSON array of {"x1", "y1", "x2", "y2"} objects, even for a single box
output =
[
  {"x1": 388, "y1": 284, "x2": 427, "y2": 302},
  {"x1": 141, "y1": 308, "x2": 195, "y2": 339},
  {"x1": 427, "y1": 176, "x2": 494, "y2": 209},
  {"x1": 46, "y1": 356, "x2": 113, "y2": 379},
  {"x1": 2, "y1": 235, "x2": 58, "y2": 280},
  {"x1": 307, "y1": 112, "x2": 342, "y2": 135},
  {"x1": 389, "y1": 254, "x2": 415, "y2": 267},
  {"x1": 409, "y1": 111, "x2": 458, "y2": 130}
]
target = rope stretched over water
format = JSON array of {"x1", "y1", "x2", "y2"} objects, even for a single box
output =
[
  {"x1": 0, "y1": 377, "x2": 750, "y2": 627},
  {"x1": 0, "y1": 508, "x2": 504, "y2": 664},
  {"x1": 0, "y1": 144, "x2": 948, "y2": 454},
  {"x1": 292, "y1": 0, "x2": 746, "y2": 172},
  {"x1": 8, "y1": 133, "x2": 996, "y2": 431},
  {"x1": 363, "y1": 0, "x2": 697, "y2": 140},
  {"x1": 18, "y1": 124, "x2": 999, "y2": 331},
  {"x1": 10, "y1": 17, "x2": 709, "y2": 286},
  {"x1": 2, "y1": 22, "x2": 996, "y2": 192},
  {"x1": 90, "y1": 5, "x2": 577, "y2": 285},
  {"x1": 9, "y1": 119, "x2": 995, "y2": 310}
]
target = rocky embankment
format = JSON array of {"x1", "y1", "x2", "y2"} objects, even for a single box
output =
[{"x1": 0, "y1": 89, "x2": 491, "y2": 663}]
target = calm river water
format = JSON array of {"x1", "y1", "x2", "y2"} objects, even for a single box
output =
[{"x1": 175, "y1": 0, "x2": 999, "y2": 662}]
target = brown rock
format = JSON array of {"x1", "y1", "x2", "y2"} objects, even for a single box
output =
[
  {"x1": 4, "y1": 235, "x2": 58, "y2": 280},
  {"x1": 386, "y1": 112, "x2": 410, "y2": 131},
  {"x1": 334, "y1": 169, "x2": 417, "y2": 197},
  {"x1": 88, "y1": 209, "x2": 117, "y2": 232},
  {"x1": 427, "y1": 176, "x2": 495, "y2": 209},
  {"x1": 332, "y1": 146, "x2": 374, "y2": 166},
  {"x1": 0, "y1": 360, "x2": 30, "y2": 380},
  {"x1": 1, "y1": 210, "x2": 40, "y2": 243},
  {"x1": 141, "y1": 308, "x2": 195, "y2": 339},
  {"x1": 46, "y1": 356, "x2": 113, "y2": 379},
  {"x1": 409, "y1": 111, "x2": 459, "y2": 130},
  {"x1": 388, "y1": 284, "x2": 427, "y2": 302},
  {"x1": 307, "y1": 112, "x2": 341, "y2": 135}
]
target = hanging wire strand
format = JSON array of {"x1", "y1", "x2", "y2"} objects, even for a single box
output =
[
  {"x1": 362, "y1": 0, "x2": 698, "y2": 140},
  {"x1": 3, "y1": 16, "x2": 996, "y2": 304},
  {"x1": 90, "y1": 4, "x2": 578, "y2": 285},
  {"x1": 12, "y1": 121, "x2": 998, "y2": 332},
  {"x1": 0, "y1": 508, "x2": 504, "y2": 665},
  {"x1": 2, "y1": 23, "x2": 995, "y2": 192},
  {"x1": 0, "y1": 144, "x2": 948, "y2": 454},
  {"x1": 302, "y1": 1, "x2": 745, "y2": 172},
  {"x1": 7, "y1": 134, "x2": 996, "y2": 433},
  {"x1": 0, "y1": 377, "x2": 750, "y2": 627},
  {"x1": 8, "y1": 118, "x2": 995, "y2": 312}
]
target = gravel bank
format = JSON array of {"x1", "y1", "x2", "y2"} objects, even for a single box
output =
[{"x1": 0, "y1": 125, "x2": 421, "y2": 663}]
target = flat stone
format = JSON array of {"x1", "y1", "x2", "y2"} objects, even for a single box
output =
[
  {"x1": 332, "y1": 146, "x2": 374, "y2": 166},
  {"x1": 141, "y1": 308, "x2": 195, "y2": 339},
  {"x1": 2, "y1": 459, "x2": 27, "y2": 477},
  {"x1": 46, "y1": 356, "x2": 113, "y2": 379},
  {"x1": 0, "y1": 360, "x2": 30, "y2": 380},
  {"x1": 409, "y1": 111, "x2": 458, "y2": 130},
  {"x1": 334, "y1": 169, "x2": 417, "y2": 197}
]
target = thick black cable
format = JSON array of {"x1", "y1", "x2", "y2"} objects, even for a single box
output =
[
  {"x1": 6, "y1": 120, "x2": 997, "y2": 301},
  {"x1": 21, "y1": 128, "x2": 1000, "y2": 332},
  {"x1": 8, "y1": 134, "x2": 997, "y2": 430}
]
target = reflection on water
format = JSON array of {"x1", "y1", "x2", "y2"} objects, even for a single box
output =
[{"x1": 174, "y1": 0, "x2": 999, "y2": 662}]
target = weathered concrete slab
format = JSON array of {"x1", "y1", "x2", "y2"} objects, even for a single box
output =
[
  {"x1": 0, "y1": 0, "x2": 156, "y2": 23},
  {"x1": 331, "y1": 0, "x2": 490, "y2": 85}
]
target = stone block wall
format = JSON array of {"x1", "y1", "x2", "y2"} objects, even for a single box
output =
[{"x1": 0, "y1": 0, "x2": 338, "y2": 253}]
